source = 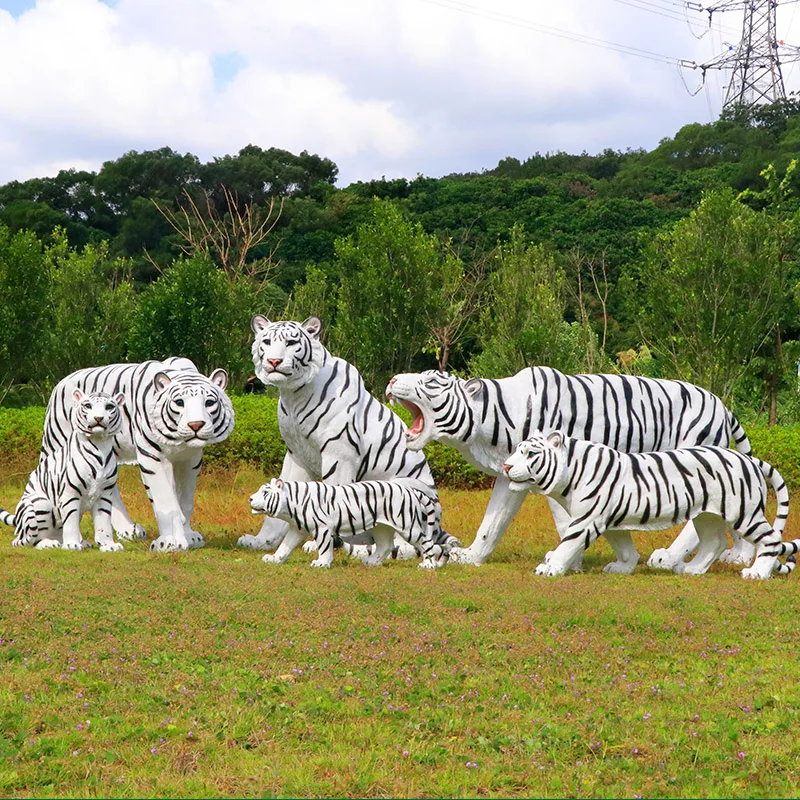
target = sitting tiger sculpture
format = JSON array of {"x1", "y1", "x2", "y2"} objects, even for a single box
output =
[
  {"x1": 502, "y1": 431, "x2": 797, "y2": 579},
  {"x1": 237, "y1": 315, "x2": 458, "y2": 566},
  {"x1": 249, "y1": 478, "x2": 451, "y2": 568},
  {"x1": 387, "y1": 367, "x2": 754, "y2": 571},
  {"x1": 1, "y1": 390, "x2": 125, "y2": 551}
]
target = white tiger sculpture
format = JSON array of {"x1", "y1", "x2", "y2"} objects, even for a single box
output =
[
  {"x1": 40, "y1": 358, "x2": 234, "y2": 552},
  {"x1": 502, "y1": 431, "x2": 796, "y2": 579},
  {"x1": 237, "y1": 315, "x2": 457, "y2": 566},
  {"x1": 1, "y1": 390, "x2": 125, "y2": 551},
  {"x1": 249, "y1": 477, "x2": 450, "y2": 568},
  {"x1": 387, "y1": 368, "x2": 753, "y2": 570}
]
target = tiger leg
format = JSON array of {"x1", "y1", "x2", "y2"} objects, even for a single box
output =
[
  {"x1": 673, "y1": 514, "x2": 726, "y2": 575},
  {"x1": 717, "y1": 530, "x2": 756, "y2": 566},
  {"x1": 741, "y1": 521, "x2": 780, "y2": 580},
  {"x1": 309, "y1": 526, "x2": 335, "y2": 568},
  {"x1": 536, "y1": 523, "x2": 602, "y2": 577},
  {"x1": 647, "y1": 521, "x2": 700, "y2": 571},
  {"x1": 60, "y1": 502, "x2": 89, "y2": 551},
  {"x1": 143, "y1": 458, "x2": 191, "y2": 552},
  {"x1": 449, "y1": 474, "x2": 528, "y2": 566},
  {"x1": 239, "y1": 453, "x2": 311, "y2": 551},
  {"x1": 173, "y1": 457, "x2": 204, "y2": 549},
  {"x1": 110, "y1": 484, "x2": 148, "y2": 541},
  {"x1": 360, "y1": 524, "x2": 396, "y2": 567},
  {"x1": 262, "y1": 524, "x2": 306, "y2": 565},
  {"x1": 92, "y1": 503, "x2": 123, "y2": 553}
]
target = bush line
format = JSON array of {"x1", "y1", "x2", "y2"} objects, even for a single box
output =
[{"x1": 2, "y1": 397, "x2": 797, "y2": 491}]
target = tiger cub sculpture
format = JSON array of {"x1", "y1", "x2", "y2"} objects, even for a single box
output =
[
  {"x1": 249, "y1": 478, "x2": 451, "y2": 568},
  {"x1": 41, "y1": 358, "x2": 234, "y2": 552},
  {"x1": 502, "y1": 431, "x2": 797, "y2": 579},
  {"x1": 0, "y1": 391, "x2": 125, "y2": 551}
]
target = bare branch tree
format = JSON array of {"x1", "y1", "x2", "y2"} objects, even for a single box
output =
[{"x1": 152, "y1": 186, "x2": 284, "y2": 294}]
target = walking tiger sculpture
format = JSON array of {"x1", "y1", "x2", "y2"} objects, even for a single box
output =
[
  {"x1": 249, "y1": 477, "x2": 450, "y2": 568},
  {"x1": 237, "y1": 315, "x2": 458, "y2": 565},
  {"x1": 386, "y1": 367, "x2": 754, "y2": 570},
  {"x1": 40, "y1": 358, "x2": 234, "y2": 551},
  {"x1": 502, "y1": 431, "x2": 796, "y2": 579},
  {"x1": 1, "y1": 391, "x2": 125, "y2": 551}
]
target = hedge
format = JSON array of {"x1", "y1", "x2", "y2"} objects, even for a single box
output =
[{"x1": 1, "y1": 399, "x2": 797, "y2": 491}]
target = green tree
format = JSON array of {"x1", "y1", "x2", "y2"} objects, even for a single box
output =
[
  {"x1": 0, "y1": 225, "x2": 50, "y2": 394},
  {"x1": 41, "y1": 230, "x2": 136, "y2": 379},
  {"x1": 330, "y1": 200, "x2": 449, "y2": 391},
  {"x1": 469, "y1": 225, "x2": 593, "y2": 378},
  {"x1": 128, "y1": 254, "x2": 263, "y2": 384},
  {"x1": 628, "y1": 187, "x2": 783, "y2": 401}
]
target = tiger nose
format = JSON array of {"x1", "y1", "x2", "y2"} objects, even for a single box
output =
[
  {"x1": 267, "y1": 358, "x2": 282, "y2": 369},
  {"x1": 502, "y1": 463, "x2": 510, "y2": 474},
  {"x1": 387, "y1": 377, "x2": 396, "y2": 389},
  {"x1": 188, "y1": 420, "x2": 206, "y2": 432},
  {"x1": 94, "y1": 416, "x2": 104, "y2": 423}
]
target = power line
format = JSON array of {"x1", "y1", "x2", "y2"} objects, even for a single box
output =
[{"x1": 418, "y1": 0, "x2": 683, "y2": 65}]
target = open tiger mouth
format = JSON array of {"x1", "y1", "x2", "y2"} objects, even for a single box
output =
[{"x1": 394, "y1": 398, "x2": 425, "y2": 440}]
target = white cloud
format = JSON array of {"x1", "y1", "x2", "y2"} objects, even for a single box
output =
[{"x1": 0, "y1": 0, "x2": 792, "y2": 187}]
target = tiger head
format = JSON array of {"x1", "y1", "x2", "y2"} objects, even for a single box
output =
[
  {"x1": 249, "y1": 479, "x2": 288, "y2": 518},
  {"x1": 251, "y1": 316, "x2": 325, "y2": 390},
  {"x1": 386, "y1": 370, "x2": 481, "y2": 451},
  {"x1": 502, "y1": 431, "x2": 568, "y2": 494},
  {"x1": 148, "y1": 369, "x2": 234, "y2": 448},
  {"x1": 9, "y1": 492, "x2": 54, "y2": 547},
  {"x1": 71, "y1": 390, "x2": 125, "y2": 438}
]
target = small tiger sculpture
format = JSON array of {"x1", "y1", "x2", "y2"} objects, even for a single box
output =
[
  {"x1": 1, "y1": 390, "x2": 125, "y2": 551},
  {"x1": 249, "y1": 478, "x2": 451, "y2": 568},
  {"x1": 502, "y1": 431, "x2": 797, "y2": 579}
]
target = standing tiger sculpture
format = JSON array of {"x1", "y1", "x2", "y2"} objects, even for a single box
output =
[
  {"x1": 40, "y1": 358, "x2": 234, "y2": 552},
  {"x1": 249, "y1": 477, "x2": 450, "y2": 568},
  {"x1": 1, "y1": 390, "x2": 125, "y2": 551},
  {"x1": 502, "y1": 431, "x2": 796, "y2": 579},
  {"x1": 237, "y1": 315, "x2": 458, "y2": 566},
  {"x1": 387, "y1": 367, "x2": 753, "y2": 570}
]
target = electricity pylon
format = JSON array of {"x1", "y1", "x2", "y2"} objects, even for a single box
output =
[{"x1": 683, "y1": 1, "x2": 800, "y2": 111}]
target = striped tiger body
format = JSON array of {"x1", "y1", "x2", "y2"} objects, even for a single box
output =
[
  {"x1": 41, "y1": 358, "x2": 234, "y2": 551},
  {"x1": 249, "y1": 478, "x2": 449, "y2": 568},
  {"x1": 238, "y1": 316, "x2": 457, "y2": 565},
  {"x1": 502, "y1": 431, "x2": 796, "y2": 579},
  {"x1": 387, "y1": 367, "x2": 752, "y2": 570},
  {"x1": 1, "y1": 391, "x2": 124, "y2": 551}
]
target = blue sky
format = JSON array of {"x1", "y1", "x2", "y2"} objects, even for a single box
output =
[{"x1": 1, "y1": 0, "x2": 798, "y2": 187}]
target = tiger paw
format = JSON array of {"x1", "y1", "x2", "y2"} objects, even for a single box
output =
[
  {"x1": 718, "y1": 546, "x2": 755, "y2": 566},
  {"x1": 186, "y1": 531, "x2": 205, "y2": 550},
  {"x1": 302, "y1": 540, "x2": 318, "y2": 553},
  {"x1": 116, "y1": 523, "x2": 147, "y2": 542},
  {"x1": 261, "y1": 553, "x2": 282, "y2": 564},
  {"x1": 99, "y1": 541, "x2": 124, "y2": 552},
  {"x1": 62, "y1": 540, "x2": 90, "y2": 551},
  {"x1": 447, "y1": 547, "x2": 483, "y2": 566},
  {"x1": 602, "y1": 559, "x2": 638, "y2": 575},
  {"x1": 742, "y1": 557, "x2": 776, "y2": 580},
  {"x1": 535, "y1": 561, "x2": 567, "y2": 577},
  {"x1": 34, "y1": 538, "x2": 61, "y2": 549},
  {"x1": 150, "y1": 537, "x2": 187, "y2": 552},
  {"x1": 647, "y1": 548, "x2": 683, "y2": 570},
  {"x1": 309, "y1": 558, "x2": 332, "y2": 568},
  {"x1": 237, "y1": 534, "x2": 271, "y2": 550}
]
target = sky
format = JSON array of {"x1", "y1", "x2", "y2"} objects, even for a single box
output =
[{"x1": 1, "y1": 0, "x2": 800, "y2": 188}]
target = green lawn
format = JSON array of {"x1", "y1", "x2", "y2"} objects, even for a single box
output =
[{"x1": 1, "y1": 461, "x2": 799, "y2": 797}]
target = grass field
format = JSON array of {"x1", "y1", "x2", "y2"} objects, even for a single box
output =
[{"x1": 2, "y1": 457, "x2": 800, "y2": 798}]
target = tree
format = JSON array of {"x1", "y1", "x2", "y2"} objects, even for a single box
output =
[
  {"x1": 0, "y1": 225, "x2": 50, "y2": 395},
  {"x1": 330, "y1": 200, "x2": 448, "y2": 391},
  {"x1": 628, "y1": 187, "x2": 784, "y2": 401},
  {"x1": 469, "y1": 225, "x2": 594, "y2": 378}
]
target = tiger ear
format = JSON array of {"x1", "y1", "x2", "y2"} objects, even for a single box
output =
[
  {"x1": 547, "y1": 431, "x2": 564, "y2": 449},
  {"x1": 251, "y1": 314, "x2": 271, "y2": 334},
  {"x1": 209, "y1": 368, "x2": 228, "y2": 391},
  {"x1": 300, "y1": 316, "x2": 322, "y2": 340},
  {"x1": 464, "y1": 379, "x2": 483, "y2": 399},
  {"x1": 114, "y1": 393, "x2": 125, "y2": 408},
  {"x1": 275, "y1": 478, "x2": 284, "y2": 489},
  {"x1": 72, "y1": 389, "x2": 84, "y2": 404},
  {"x1": 153, "y1": 372, "x2": 172, "y2": 393}
]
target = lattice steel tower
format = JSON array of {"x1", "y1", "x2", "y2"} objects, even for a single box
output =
[{"x1": 701, "y1": 1, "x2": 787, "y2": 110}]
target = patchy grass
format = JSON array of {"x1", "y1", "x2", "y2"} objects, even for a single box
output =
[{"x1": 1, "y1": 458, "x2": 800, "y2": 797}]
